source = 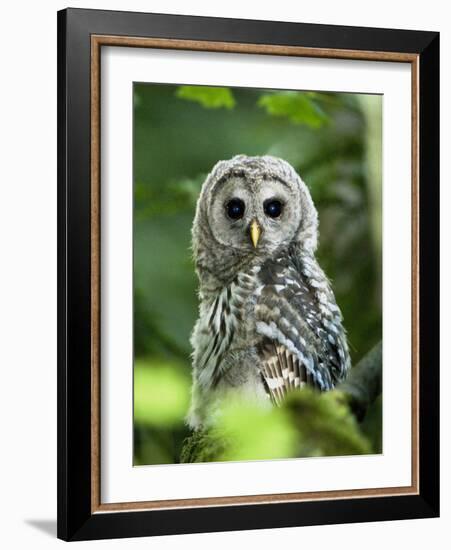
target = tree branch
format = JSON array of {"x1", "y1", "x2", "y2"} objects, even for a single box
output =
[{"x1": 338, "y1": 341, "x2": 382, "y2": 421}]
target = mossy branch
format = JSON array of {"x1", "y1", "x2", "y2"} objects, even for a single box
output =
[{"x1": 181, "y1": 342, "x2": 382, "y2": 463}]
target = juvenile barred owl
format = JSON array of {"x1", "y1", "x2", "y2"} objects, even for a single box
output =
[{"x1": 187, "y1": 155, "x2": 350, "y2": 430}]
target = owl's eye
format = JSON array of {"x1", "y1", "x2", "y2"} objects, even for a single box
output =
[
  {"x1": 264, "y1": 199, "x2": 283, "y2": 218},
  {"x1": 226, "y1": 198, "x2": 245, "y2": 220}
]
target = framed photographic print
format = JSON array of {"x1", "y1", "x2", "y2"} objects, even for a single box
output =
[{"x1": 57, "y1": 7, "x2": 439, "y2": 541}]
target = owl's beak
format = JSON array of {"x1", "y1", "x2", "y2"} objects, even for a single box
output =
[{"x1": 249, "y1": 219, "x2": 261, "y2": 248}]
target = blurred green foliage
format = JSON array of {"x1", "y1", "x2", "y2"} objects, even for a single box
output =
[
  {"x1": 133, "y1": 83, "x2": 382, "y2": 465},
  {"x1": 134, "y1": 359, "x2": 190, "y2": 427},
  {"x1": 181, "y1": 388, "x2": 371, "y2": 464}
]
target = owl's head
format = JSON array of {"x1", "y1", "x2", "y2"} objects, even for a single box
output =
[{"x1": 192, "y1": 155, "x2": 318, "y2": 282}]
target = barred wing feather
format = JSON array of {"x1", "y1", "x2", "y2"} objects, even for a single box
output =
[{"x1": 255, "y1": 253, "x2": 349, "y2": 404}]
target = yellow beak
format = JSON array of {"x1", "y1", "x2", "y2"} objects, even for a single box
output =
[{"x1": 250, "y1": 219, "x2": 261, "y2": 248}]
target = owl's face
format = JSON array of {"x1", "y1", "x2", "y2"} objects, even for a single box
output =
[
  {"x1": 193, "y1": 156, "x2": 318, "y2": 280},
  {"x1": 207, "y1": 174, "x2": 301, "y2": 254}
]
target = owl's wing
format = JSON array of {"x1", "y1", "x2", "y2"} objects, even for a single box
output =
[{"x1": 255, "y1": 253, "x2": 349, "y2": 404}]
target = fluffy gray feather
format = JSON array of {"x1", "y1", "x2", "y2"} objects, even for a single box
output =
[{"x1": 187, "y1": 155, "x2": 350, "y2": 430}]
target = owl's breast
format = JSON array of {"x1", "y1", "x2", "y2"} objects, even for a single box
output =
[{"x1": 230, "y1": 265, "x2": 263, "y2": 343}]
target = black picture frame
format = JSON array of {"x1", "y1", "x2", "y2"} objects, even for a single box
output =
[{"x1": 57, "y1": 7, "x2": 439, "y2": 541}]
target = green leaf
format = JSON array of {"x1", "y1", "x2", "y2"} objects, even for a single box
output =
[
  {"x1": 258, "y1": 91, "x2": 328, "y2": 128},
  {"x1": 176, "y1": 86, "x2": 236, "y2": 110}
]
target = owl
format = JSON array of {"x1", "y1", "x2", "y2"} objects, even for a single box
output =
[{"x1": 187, "y1": 155, "x2": 350, "y2": 430}]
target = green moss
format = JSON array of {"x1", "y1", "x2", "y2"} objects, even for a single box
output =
[
  {"x1": 180, "y1": 430, "x2": 228, "y2": 463},
  {"x1": 285, "y1": 389, "x2": 371, "y2": 457}
]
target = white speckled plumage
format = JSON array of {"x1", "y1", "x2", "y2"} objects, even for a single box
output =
[{"x1": 187, "y1": 155, "x2": 350, "y2": 430}]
